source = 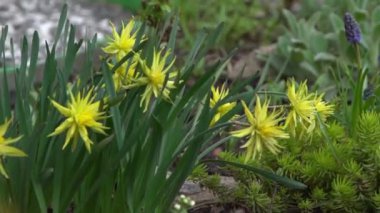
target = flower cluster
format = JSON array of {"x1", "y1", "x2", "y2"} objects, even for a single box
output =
[
  {"x1": 49, "y1": 21, "x2": 334, "y2": 168},
  {"x1": 285, "y1": 79, "x2": 334, "y2": 136},
  {"x1": 172, "y1": 194, "x2": 195, "y2": 212},
  {"x1": 103, "y1": 20, "x2": 140, "y2": 92},
  {"x1": 231, "y1": 79, "x2": 334, "y2": 162},
  {"x1": 48, "y1": 20, "x2": 180, "y2": 154},
  {"x1": 103, "y1": 20, "x2": 177, "y2": 112}
]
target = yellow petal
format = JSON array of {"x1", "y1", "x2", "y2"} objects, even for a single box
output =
[
  {"x1": 241, "y1": 101, "x2": 255, "y2": 125},
  {"x1": 78, "y1": 125, "x2": 93, "y2": 153},
  {"x1": 49, "y1": 118, "x2": 73, "y2": 137},
  {"x1": 2, "y1": 136, "x2": 23, "y2": 145},
  {"x1": 62, "y1": 125, "x2": 77, "y2": 150},
  {"x1": 0, "y1": 145, "x2": 27, "y2": 157},
  {"x1": 51, "y1": 100, "x2": 71, "y2": 117},
  {"x1": 231, "y1": 127, "x2": 252, "y2": 138},
  {"x1": 0, "y1": 119, "x2": 11, "y2": 137}
]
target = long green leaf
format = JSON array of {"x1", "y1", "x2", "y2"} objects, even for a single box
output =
[{"x1": 202, "y1": 159, "x2": 307, "y2": 189}]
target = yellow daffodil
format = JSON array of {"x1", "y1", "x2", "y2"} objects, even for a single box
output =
[
  {"x1": 0, "y1": 119, "x2": 26, "y2": 178},
  {"x1": 131, "y1": 48, "x2": 177, "y2": 112},
  {"x1": 108, "y1": 55, "x2": 139, "y2": 92},
  {"x1": 285, "y1": 79, "x2": 315, "y2": 135},
  {"x1": 231, "y1": 97, "x2": 289, "y2": 162},
  {"x1": 49, "y1": 89, "x2": 108, "y2": 153},
  {"x1": 308, "y1": 94, "x2": 335, "y2": 132},
  {"x1": 210, "y1": 84, "x2": 236, "y2": 126},
  {"x1": 102, "y1": 20, "x2": 138, "y2": 58},
  {"x1": 314, "y1": 94, "x2": 334, "y2": 120}
]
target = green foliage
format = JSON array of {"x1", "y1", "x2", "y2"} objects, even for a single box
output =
[
  {"x1": 198, "y1": 107, "x2": 380, "y2": 211},
  {"x1": 168, "y1": 0, "x2": 281, "y2": 49},
  {"x1": 330, "y1": 176, "x2": 361, "y2": 211},
  {"x1": 297, "y1": 199, "x2": 314, "y2": 213},
  {"x1": 356, "y1": 111, "x2": 380, "y2": 143},
  {"x1": 262, "y1": 1, "x2": 380, "y2": 99}
]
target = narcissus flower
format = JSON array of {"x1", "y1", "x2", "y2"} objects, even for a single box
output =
[
  {"x1": 0, "y1": 119, "x2": 26, "y2": 178},
  {"x1": 231, "y1": 97, "x2": 289, "y2": 162},
  {"x1": 285, "y1": 79, "x2": 334, "y2": 135},
  {"x1": 108, "y1": 55, "x2": 139, "y2": 92},
  {"x1": 102, "y1": 20, "x2": 139, "y2": 57},
  {"x1": 130, "y1": 48, "x2": 177, "y2": 112},
  {"x1": 210, "y1": 84, "x2": 236, "y2": 126},
  {"x1": 49, "y1": 89, "x2": 108, "y2": 153},
  {"x1": 309, "y1": 93, "x2": 335, "y2": 131},
  {"x1": 285, "y1": 79, "x2": 315, "y2": 134}
]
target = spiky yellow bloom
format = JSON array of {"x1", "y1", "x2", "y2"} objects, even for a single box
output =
[
  {"x1": 49, "y1": 89, "x2": 108, "y2": 153},
  {"x1": 231, "y1": 97, "x2": 289, "y2": 162},
  {"x1": 0, "y1": 119, "x2": 26, "y2": 178},
  {"x1": 130, "y1": 48, "x2": 177, "y2": 112},
  {"x1": 285, "y1": 79, "x2": 315, "y2": 134},
  {"x1": 102, "y1": 20, "x2": 138, "y2": 58},
  {"x1": 308, "y1": 94, "x2": 335, "y2": 131},
  {"x1": 210, "y1": 84, "x2": 236, "y2": 126},
  {"x1": 108, "y1": 55, "x2": 139, "y2": 92},
  {"x1": 314, "y1": 94, "x2": 334, "y2": 120}
]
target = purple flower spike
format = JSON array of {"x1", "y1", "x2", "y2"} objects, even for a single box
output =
[{"x1": 344, "y1": 13, "x2": 361, "y2": 44}]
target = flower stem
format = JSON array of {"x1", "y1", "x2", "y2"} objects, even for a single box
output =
[
  {"x1": 355, "y1": 44, "x2": 362, "y2": 70},
  {"x1": 351, "y1": 43, "x2": 364, "y2": 136}
]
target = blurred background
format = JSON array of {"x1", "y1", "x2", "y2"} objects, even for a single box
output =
[{"x1": 2, "y1": 0, "x2": 378, "y2": 97}]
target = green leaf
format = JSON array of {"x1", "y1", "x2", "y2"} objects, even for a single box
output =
[
  {"x1": 283, "y1": 9, "x2": 298, "y2": 33},
  {"x1": 371, "y1": 6, "x2": 380, "y2": 23},
  {"x1": 202, "y1": 159, "x2": 307, "y2": 189},
  {"x1": 372, "y1": 24, "x2": 380, "y2": 40},
  {"x1": 329, "y1": 13, "x2": 344, "y2": 31},
  {"x1": 27, "y1": 31, "x2": 40, "y2": 88},
  {"x1": 314, "y1": 52, "x2": 337, "y2": 63},
  {"x1": 54, "y1": 4, "x2": 68, "y2": 46},
  {"x1": 101, "y1": 62, "x2": 124, "y2": 149},
  {"x1": 354, "y1": 9, "x2": 367, "y2": 21}
]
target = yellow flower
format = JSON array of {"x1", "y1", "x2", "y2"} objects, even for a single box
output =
[
  {"x1": 102, "y1": 20, "x2": 138, "y2": 58},
  {"x1": 0, "y1": 119, "x2": 26, "y2": 178},
  {"x1": 231, "y1": 97, "x2": 289, "y2": 162},
  {"x1": 285, "y1": 79, "x2": 315, "y2": 134},
  {"x1": 132, "y1": 48, "x2": 177, "y2": 112},
  {"x1": 49, "y1": 89, "x2": 108, "y2": 153},
  {"x1": 210, "y1": 84, "x2": 236, "y2": 126},
  {"x1": 308, "y1": 93, "x2": 335, "y2": 131},
  {"x1": 314, "y1": 94, "x2": 334, "y2": 120},
  {"x1": 108, "y1": 55, "x2": 139, "y2": 92}
]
